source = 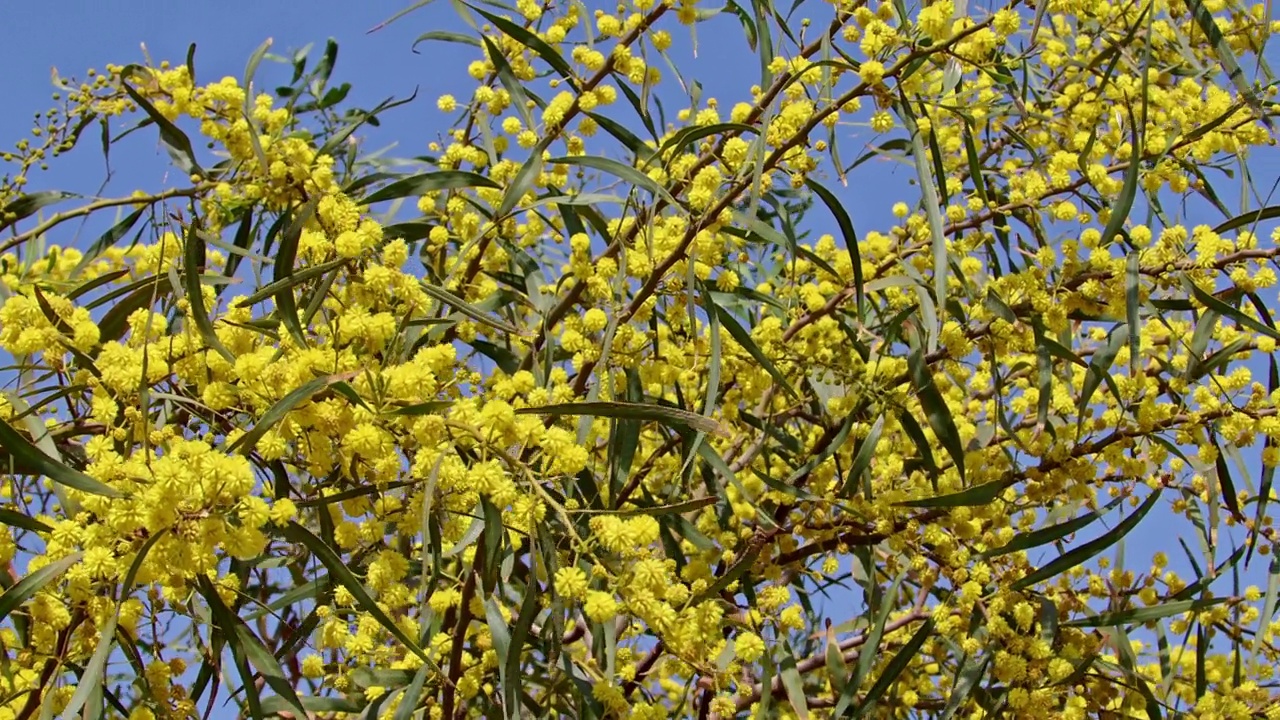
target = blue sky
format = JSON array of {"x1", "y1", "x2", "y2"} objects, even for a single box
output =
[{"x1": 2, "y1": 0, "x2": 1280, "y2": 713}]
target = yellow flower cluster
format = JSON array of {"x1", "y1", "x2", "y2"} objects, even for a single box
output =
[{"x1": 0, "y1": 0, "x2": 1278, "y2": 717}]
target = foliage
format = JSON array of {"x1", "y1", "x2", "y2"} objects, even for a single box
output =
[{"x1": 0, "y1": 0, "x2": 1279, "y2": 718}]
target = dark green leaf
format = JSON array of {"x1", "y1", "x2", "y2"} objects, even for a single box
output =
[
  {"x1": 120, "y1": 77, "x2": 204, "y2": 176},
  {"x1": 981, "y1": 495, "x2": 1125, "y2": 559},
  {"x1": 0, "y1": 419, "x2": 122, "y2": 497},
  {"x1": 547, "y1": 155, "x2": 679, "y2": 206},
  {"x1": 362, "y1": 171, "x2": 500, "y2": 205},
  {"x1": 228, "y1": 371, "x2": 358, "y2": 454},
  {"x1": 0, "y1": 553, "x2": 80, "y2": 627},
  {"x1": 1, "y1": 191, "x2": 78, "y2": 229},
  {"x1": 183, "y1": 225, "x2": 235, "y2": 362},
  {"x1": 1013, "y1": 490, "x2": 1162, "y2": 590},
  {"x1": 515, "y1": 401, "x2": 725, "y2": 436},
  {"x1": 282, "y1": 522, "x2": 434, "y2": 664},
  {"x1": 1064, "y1": 596, "x2": 1230, "y2": 627},
  {"x1": 908, "y1": 345, "x2": 965, "y2": 479}
]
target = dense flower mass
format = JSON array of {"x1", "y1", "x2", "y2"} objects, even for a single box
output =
[{"x1": 0, "y1": 0, "x2": 1279, "y2": 717}]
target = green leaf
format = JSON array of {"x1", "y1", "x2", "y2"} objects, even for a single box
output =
[
  {"x1": 420, "y1": 282, "x2": 523, "y2": 336},
  {"x1": 412, "y1": 30, "x2": 482, "y2": 50},
  {"x1": 391, "y1": 663, "x2": 430, "y2": 720},
  {"x1": 1125, "y1": 251, "x2": 1141, "y2": 375},
  {"x1": 1253, "y1": 555, "x2": 1279, "y2": 658},
  {"x1": 0, "y1": 418, "x2": 122, "y2": 497},
  {"x1": 1210, "y1": 433, "x2": 1244, "y2": 522},
  {"x1": 73, "y1": 207, "x2": 148, "y2": 276},
  {"x1": 806, "y1": 178, "x2": 864, "y2": 321},
  {"x1": 496, "y1": 134, "x2": 554, "y2": 219},
  {"x1": 708, "y1": 301, "x2": 799, "y2": 399},
  {"x1": 183, "y1": 224, "x2": 235, "y2": 362},
  {"x1": 1013, "y1": 490, "x2": 1162, "y2": 590},
  {"x1": 469, "y1": 5, "x2": 575, "y2": 82},
  {"x1": 227, "y1": 371, "x2": 358, "y2": 454},
  {"x1": 1186, "y1": 278, "x2": 1280, "y2": 342},
  {"x1": 693, "y1": 543, "x2": 762, "y2": 604},
  {"x1": 59, "y1": 531, "x2": 166, "y2": 720},
  {"x1": 0, "y1": 191, "x2": 78, "y2": 230},
  {"x1": 384, "y1": 400, "x2": 453, "y2": 417},
  {"x1": 908, "y1": 344, "x2": 965, "y2": 479},
  {"x1": 547, "y1": 155, "x2": 681, "y2": 207},
  {"x1": 899, "y1": 478, "x2": 1008, "y2": 508},
  {"x1": 778, "y1": 642, "x2": 810, "y2": 720},
  {"x1": 120, "y1": 77, "x2": 204, "y2": 176},
  {"x1": 235, "y1": 258, "x2": 346, "y2": 308},
  {"x1": 1213, "y1": 205, "x2": 1280, "y2": 235},
  {"x1": 262, "y1": 697, "x2": 363, "y2": 715},
  {"x1": 516, "y1": 401, "x2": 725, "y2": 436},
  {"x1": 361, "y1": 171, "x2": 500, "y2": 205},
  {"x1": 271, "y1": 198, "x2": 319, "y2": 347},
  {"x1": 0, "y1": 508, "x2": 50, "y2": 534},
  {"x1": 981, "y1": 495, "x2": 1126, "y2": 559},
  {"x1": 1064, "y1": 596, "x2": 1230, "y2": 628},
  {"x1": 282, "y1": 522, "x2": 434, "y2": 664},
  {"x1": 478, "y1": 33, "x2": 537, "y2": 132},
  {"x1": 582, "y1": 112, "x2": 657, "y2": 162},
  {"x1": 853, "y1": 619, "x2": 936, "y2": 715},
  {"x1": 940, "y1": 655, "x2": 991, "y2": 720},
  {"x1": 1077, "y1": 324, "x2": 1127, "y2": 430},
  {"x1": 651, "y1": 123, "x2": 757, "y2": 167},
  {"x1": 1186, "y1": 0, "x2": 1271, "y2": 127},
  {"x1": 785, "y1": 414, "x2": 855, "y2": 487},
  {"x1": 0, "y1": 553, "x2": 81, "y2": 627},
  {"x1": 838, "y1": 570, "x2": 908, "y2": 716}
]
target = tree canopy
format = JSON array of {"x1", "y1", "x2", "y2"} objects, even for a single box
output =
[{"x1": 1, "y1": 0, "x2": 1280, "y2": 717}]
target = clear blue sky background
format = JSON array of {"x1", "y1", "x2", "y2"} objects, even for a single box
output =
[{"x1": 1, "y1": 0, "x2": 1279, "y2": 714}]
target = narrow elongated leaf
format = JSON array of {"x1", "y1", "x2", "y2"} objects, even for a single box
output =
[
  {"x1": 516, "y1": 401, "x2": 725, "y2": 436},
  {"x1": 709, "y1": 301, "x2": 798, "y2": 399},
  {"x1": 479, "y1": 34, "x2": 537, "y2": 131},
  {"x1": 183, "y1": 225, "x2": 235, "y2": 362},
  {"x1": 0, "y1": 553, "x2": 81, "y2": 627},
  {"x1": 982, "y1": 495, "x2": 1126, "y2": 559},
  {"x1": 900, "y1": 478, "x2": 1009, "y2": 508},
  {"x1": 393, "y1": 663, "x2": 431, "y2": 720},
  {"x1": 1186, "y1": 279, "x2": 1280, "y2": 342},
  {"x1": 1125, "y1": 251, "x2": 1140, "y2": 375},
  {"x1": 547, "y1": 155, "x2": 680, "y2": 207},
  {"x1": 908, "y1": 345, "x2": 965, "y2": 479},
  {"x1": 1014, "y1": 490, "x2": 1162, "y2": 590},
  {"x1": 0, "y1": 191, "x2": 78, "y2": 230},
  {"x1": 361, "y1": 171, "x2": 500, "y2": 205},
  {"x1": 0, "y1": 508, "x2": 50, "y2": 534},
  {"x1": 806, "y1": 178, "x2": 864, "y2": 321},
  {"x1": 853, "y1": 619, "x2": 936, "y2": 715},
  {"x1": 59, "y1": 531, "x2": 166, "y2": 720},
  {"x1": 236, "y1": 258, "x2": 346, "y2": 308},
  {"x1": 1213, "y1": 205, "x2": 1280, "y2": 234},
  {"x1": 282, "y1": 522, "x2": 434, "y2": 664},
  {"x1": 1185, "y1": 0, "x2": 1271, "y2": 126},
  {"x1": 778, "y1": 643, "x2": 810, "y2": 720},
  {"x1": 1065, "y1": 596, "x2": 1230, "y2": 627},
  {"x1": 420, "y1": 282, "x2": 523, "y2": 336},
  {"x1": 469, "y1": 6, "x2": 575, "y2": 82},
  {"x1": 272, "y1": 198, "x2": 319, "y2": 346},
  {"x1": 583, "y1": 112, "x2": 656, "y2": 162},
  {"x1": 73, "y1": 207, "x2": 147, "y2": 275},
  {"x1": 1077, "y1": 325, "x2": 1127, "y2": 429},
  {"x1": 841, "y1": 414, "x2": 884, "y2": 497},
  {"x1": 227, "y1": 371, "x2": 358, "y2": 454},
  {"x1": 0, "y1": 419, "x2": 122, "y2": 497},
  {"x1": 120, "y1": 78, "x2": 204, "y2": 176}
]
